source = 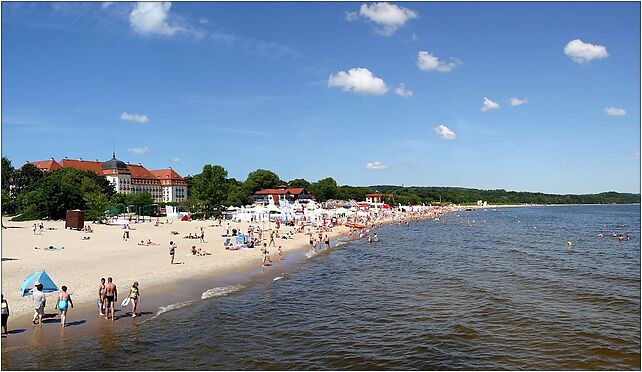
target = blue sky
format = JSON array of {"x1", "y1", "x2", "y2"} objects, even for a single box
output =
[{"x1": 2, "y1": 2, "x2": 640, "y2": 194}]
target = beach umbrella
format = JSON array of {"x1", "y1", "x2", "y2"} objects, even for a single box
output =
[{"x1": 20, "y1": 270, "x2": 58, "y2": 297}]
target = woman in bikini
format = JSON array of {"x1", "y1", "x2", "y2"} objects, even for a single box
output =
[{"x1": 127, "y1": 282, "x2": 140, "y2": 318}]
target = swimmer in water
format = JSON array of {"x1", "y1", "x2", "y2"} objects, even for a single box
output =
[
  {"x1": 598, "y1": 232, "x2": 604, "y2": 238},
  {"x1": 373, "y1": 233, "x2": 379, "y2": 242}
]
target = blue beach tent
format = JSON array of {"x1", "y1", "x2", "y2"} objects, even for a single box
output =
[{"x1": 20, "y1": 270, "x2": 58, "y2": 297}]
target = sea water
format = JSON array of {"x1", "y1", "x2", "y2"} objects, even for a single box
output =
[{"x1": 2, "y1": 205, "x2": 640, "y2": 370}]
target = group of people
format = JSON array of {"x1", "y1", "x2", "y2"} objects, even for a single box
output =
[
  {"x1": 183, "y1": 227, "x2": 205, "y2": 242},
  {"x1": 191, "y1": 245, "x2": 211, "y2": 256},
  {"x1": 261, "y1": 244, "x2": 284, "y2": 266},
  {"x1": 27, "y1": 282, "x2": 74, "y2": 328},
  {"x1": 98, "y1": 277, "x2": 140, "y2": 319},
  {"x1": 32, "y1": 222, "x2": 45, "y2": 235},
  {"x1": 138, "y1": 239, "x2": 160, "y2": 246}
]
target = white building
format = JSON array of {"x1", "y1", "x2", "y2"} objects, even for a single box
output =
[{"x1": 29, "y1": 154, "x2": 188, "y2": 203}]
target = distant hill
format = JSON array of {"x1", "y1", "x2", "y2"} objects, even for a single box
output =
[{"x1": 364, "y1": 186, "x2": 641, "y2": 205}]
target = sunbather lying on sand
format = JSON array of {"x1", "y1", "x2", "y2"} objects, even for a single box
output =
[{"x1": 35, "y1": 245, "x2": 64, "y2": 251}]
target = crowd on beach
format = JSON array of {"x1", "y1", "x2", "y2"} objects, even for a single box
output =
[{"x1": 5, "y1": 203, "x2": 634, "y2": 338}]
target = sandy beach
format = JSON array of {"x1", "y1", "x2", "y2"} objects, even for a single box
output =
[{"x1": 1, "y1": 216, "x2": 351, "y2": 325}]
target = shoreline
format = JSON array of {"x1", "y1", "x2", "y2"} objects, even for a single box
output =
[{"x1": 0, "y1": 203, "x2": 553, "y2": 348}]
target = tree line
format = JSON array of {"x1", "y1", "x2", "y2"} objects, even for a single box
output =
[{"x1": 1, "y1": 157, "x2": 639, "y2": 221}]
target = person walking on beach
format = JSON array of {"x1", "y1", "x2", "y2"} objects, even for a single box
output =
[
  {"x1": 262, "y1": 243, "x2": 272, "y2": 266},
  {"x1": 200, "y1": 227, "x2": 205, "y2": 243},
  {"x1": 98, "y1": 278, "x2": 106, "y2": 316},
  {"x1": 104, "y1": 278, "x2": 117, "y2": 321},
  {"x1": 32, "y1": 282, "x2": 46, "y2": 325},
  {"x1": 56, "y1": 286, "x2": 74, "y2": 327},
  {"x1": 32, "y1": 223, "x2": 37, "y2": 235},
  {"x1": 269, "y1": 231, "x2": 275, "y2": 247},
  {"x1": 1, "y1": 295, "x2": 9, "y2": 335},
  {"x1": 127, "y1": 282, "x2": 140, "y2": 318},
  {"x1": 277, "y1": 246, "x2": 284, "y2": 260},
  {"x1": 324, "y1": 235, "x2": 330, "y2": 249},
  {"x1": 169, "y1": 241, "x2": 176, "y2": 264}
]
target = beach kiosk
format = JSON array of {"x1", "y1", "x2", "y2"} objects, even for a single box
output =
[{"x1": 65, "y1": 209, "x2": 84, "y2": 230}]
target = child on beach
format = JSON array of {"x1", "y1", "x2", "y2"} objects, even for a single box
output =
[{"x1": 277, "y1": 246, "x2": 284, "y2": 260}]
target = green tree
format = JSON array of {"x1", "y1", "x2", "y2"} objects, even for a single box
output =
[
  {"x1": 243, "y1": 169, "x2": 280, "y2": 195},
  {"x1": 225, "y1": 181, "x2": 252, "y2": 207},
  {"x1": 126, "y1": 192, "x2": 154, "y2": 206},
  {"x1": 311, "y1": 177, "x2": 338, "y2": 202},
  {"x1": 1, "y1": 188, "x2": 15, "y2": 215},
  {"x1": 84, "y1": 192, "x2": 110, "y2": 221},
  {"x1": 191, "y1": 164, "x2": 229, "y2": 217},
  {"x1": 15, "y1": 175, "x2": 84, "y2": 220},
  {"x1": 2, "y1": 156, "x2": 15, "y2": 192},
  {"x1": 13, "y1": 163, "x2": 44, "y2": 195},
  {"x1": 288, "y1": 178, "x2": 311, "y2": 189}
]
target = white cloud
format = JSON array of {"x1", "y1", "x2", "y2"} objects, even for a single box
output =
[
  {"x1": 128, "y1": 146, "x2": 150, "y2": 155},
  {"x1": 344, "y1": 11, "x2": 358, "y2": 22},
  {"x1": 481, "y1": 97, "x2": 500, "y2": 112},
  {"x1": 366, "y1": 161, "x2": 388, "y2": 170},
  {"x1": 173, "y1": 157, "x2": 181, "y2": 162},
  {"x1": 434, "y1": 124, "x2": 457, "y2": 140},
  {"x1": 394, "y1": 84, "x2": 413, "y2": 98},
  {"x1": 358, "y1": 2, "x2": 418, "y2": 36},
  {"x1": 417, "y1": 51, "x2": 462, "y2": 73},
  {"x1": 120, "y1": 112, "x2": 149, "y2": 123},
  {"x1": 328, "y1": 68, "x2": 389, "y2": 95},
  {"x1": 129, "y1": 2, "x2": 182, "y2": 36},
  {"x1": 604, "y1": 107, "x2": 626, "y2": 116},
  {"x1": 510, "y1": 97, "x2": 528, "y2": 106},
  {"x1": 564, "y1": 39, "x2": 608, "y2": 63},
  {"x1": 101, "y1": 2, "x2": 113, "y2": 9},
  {"x1": 198, "y1": 18, "x2": 208, "y2": 24}
]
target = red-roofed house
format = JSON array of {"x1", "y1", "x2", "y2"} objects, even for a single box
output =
[
  {"x1": 254, "y1": 185, "x2": 313, "y2": 205},
  {"x1": 27, "y1": 154, "x2": 188, "y2": 203},
  {"x1": 29, "y1": 158, "x2": 62, "y2": 172},
  {"x1": 365, "y1": 193, "x2": 394, "y2": 203}
]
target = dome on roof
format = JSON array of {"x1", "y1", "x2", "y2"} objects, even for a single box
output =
[{"x1": 102, "y1": 153, "x2": 129, "y2": 172}]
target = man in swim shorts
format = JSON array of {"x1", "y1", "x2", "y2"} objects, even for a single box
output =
[{"x1": 103, "y1": 277, "x2": 117, "y2": 321}]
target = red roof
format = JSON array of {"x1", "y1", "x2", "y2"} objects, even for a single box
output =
[
  {"x1": 256, "y1": 188, "x2": 287, "y2": 195},
  {"x1": 149, "y1": 168, "x2": 184, "y2": 180},
  {"x1": 29, "y1": 158, "x2": 186, "y2": 184},
  {"x1": 59, "y1": 159, "x2": 103, "y2": 175},
  {"x1": 127, "y1": 164, "x2": 159, "y2": 184},
  {"x1": 255, "y1": 187, "x2": 307, "y2": 195},
  {"x1": 149, "y1": 168, "x2": 186, "y2": 186},
  {"x1": 28, "y1": 159, "x2": 62, "y2": 172}
]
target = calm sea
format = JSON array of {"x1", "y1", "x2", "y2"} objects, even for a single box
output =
[{"x1": 2, "y1": 205, "x2": 640, "y2": 370}]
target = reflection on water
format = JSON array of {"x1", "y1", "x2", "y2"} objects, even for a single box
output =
[{"x1": 2, "y1": 205, "x2": 640, "y2": 370}]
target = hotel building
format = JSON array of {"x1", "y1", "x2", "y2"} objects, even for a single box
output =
[{"x1": 28, "y1": 154, "x2": 187, "y2": 203}]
